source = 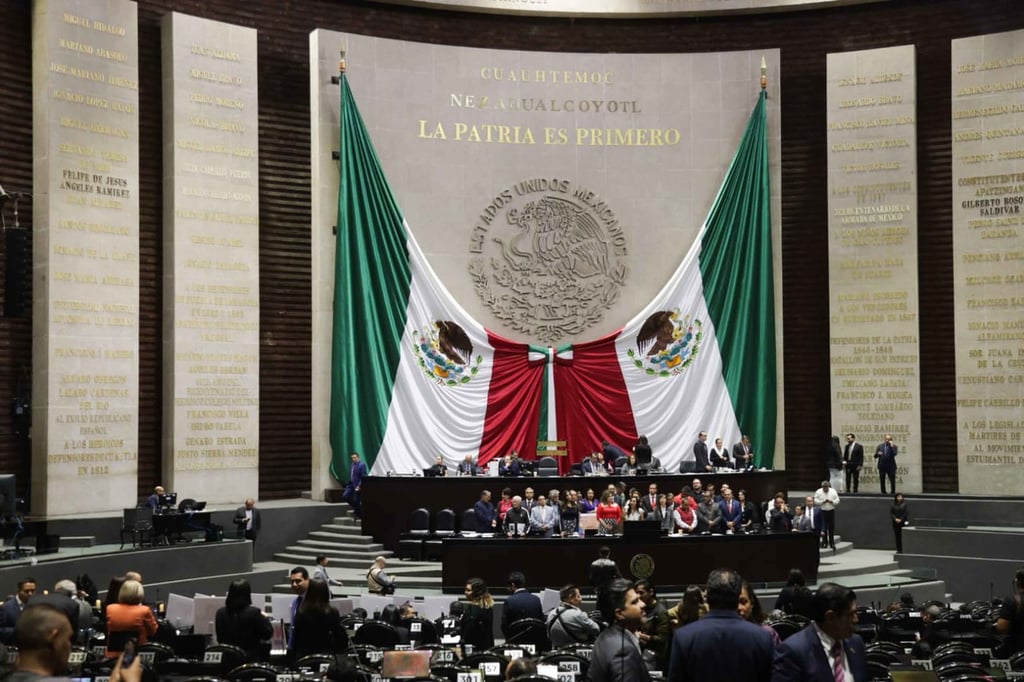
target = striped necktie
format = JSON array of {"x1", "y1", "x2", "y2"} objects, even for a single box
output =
[{"x1": 831, "y1": 641, "x2": 844, "y2": 682}]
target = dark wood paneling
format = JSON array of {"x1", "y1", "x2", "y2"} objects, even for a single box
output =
[{"x1": 0, "y1": 0, "x2": 1021, "y2": 501}]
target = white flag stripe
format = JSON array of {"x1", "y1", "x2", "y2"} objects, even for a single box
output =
[
  {"x1": 615, "y1": 227, "x2": 741, "y2": 473},
  {"x1": 374, "y1": 221, "x2": 495, "y2": 475}
]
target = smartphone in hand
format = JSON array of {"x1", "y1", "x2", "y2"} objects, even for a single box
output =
[{"x1": 120, "y1": 638, "x2": 138, "y2": 666}]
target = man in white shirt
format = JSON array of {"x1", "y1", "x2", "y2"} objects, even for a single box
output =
[{"x1": 813, "y1": 480, "x2": 840, "y2": 551}]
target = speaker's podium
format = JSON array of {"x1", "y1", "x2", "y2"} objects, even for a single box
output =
[{"x1": 536, "y1": 440, "x2": 567, "y2": 476}]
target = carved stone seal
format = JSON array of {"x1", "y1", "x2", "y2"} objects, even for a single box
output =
[{"x1": 468, "y1": 178, "x2": 628, "y2": 343}]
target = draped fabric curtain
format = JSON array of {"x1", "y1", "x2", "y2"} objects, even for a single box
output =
[
  {"x1": 699, "y1": 90, "x2": 776, "y2": 468},
  {"x1": 477, "y1": 334, "x2": 546, "y2": 467},
  {"x1": 553, "y1": 338, "x2": 637, "y2": 474},
  {"x1": 330, "y1": 74, "x2": 411, "y2": 481}
]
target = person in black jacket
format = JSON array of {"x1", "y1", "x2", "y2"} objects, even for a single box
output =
[
  {"x1": 215, "y1": 579, "x2": 273, "y2": 661},
  {"x1": 460, "y1": 578, "x2": 494, "y2": 655},
  {"x1": 590, "y1": 579, "x2": 650, "y2": 682},
  {"x1": 501, "y1": 572, "x2": 543, "y2": 637},
  {"x1": 288, "y1": 579, "x2": 347, "y2": 662}
]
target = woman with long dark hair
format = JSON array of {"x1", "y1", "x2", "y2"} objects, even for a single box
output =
[
  {"x1": 289, "y1": 579, "x2": 347, "y2": 661},
  {"x1": 215, "y1": 578, "x2": 273, "y2": 660},
  {"x1": 460, "y1": 577, "x2": 494, "y2": 654}
]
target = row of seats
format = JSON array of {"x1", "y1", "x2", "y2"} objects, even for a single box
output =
[{"x1": 36, "y1": 641, "x2": 592, "y2": 682}]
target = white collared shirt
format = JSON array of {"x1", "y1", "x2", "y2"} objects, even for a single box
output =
[{"x1": 813, "y1": 623, "x2": 853, "y2": 682}]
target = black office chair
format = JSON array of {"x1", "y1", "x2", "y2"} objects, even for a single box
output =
[
  {"x1": 1009, "y1": 650, "x2": 1024, "y2": 671},
  {"x1": 138, "y1": 641, "x2": 176, "y2": 664},
  {"x1": 120, "y1": 507, "x2": 154, "y2": 549},
  {"x1": 538, "y1": 651, "x2": 590, "y2": 679},
  {"x1": 398, "y1": 508, "x2": 431, "y2": 560},
  {"x1": 865, "y1": 660, "x2": 891, "y2": 682},
  {"x1": 770, "y1": 619, "x2": 805, "y2": 641},
  {"x1": 352, "y1": 620, "x2": 401, "y2": 649},
  {"x1": 295, "y1": 653, "x2": 337, "y2": 676},
  {"x1": 407, "y1": 617, "x2": 440, "y2": 645},
  {"x1": 460, "y1": 653, "x2": 510, "y2": 682},
  {"x1": 537, "y1": 456, "x2": 558, "y2": 477},
  {"x1": 932, "y1": 651, "x2": 983, "y2": 668},
  {"x1": 504, "y1": 617, "x2": 550, "y2": 653},
  {"x1": 225, "y1": 663, "x2": 287, "y2": 682},
  {"x1": 933, "y1": 662, "x2": 988, "y2": 681},
  {"x1": 866, "y1": 649, "x2": 901, "y2": 666},
  {"x1": 423, "y1": 509, "x2": 456, "y2": 560},
  {"x1": 347, "y1": 645, "x2": 384, "y2": 670},
  {"x1": 460, "y1": 508, "x2": 477, "y2": 534},
  {"x1": 431, "y1": 664, "x2": 470, "y2": 682},
  {"x1": 202, "y1": 644, "x2": 249, "y2": 674}
]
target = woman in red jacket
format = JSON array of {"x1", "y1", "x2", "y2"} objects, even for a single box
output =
[{"x1": 595, "y1": 489, "x2": 622, "y2": 533}]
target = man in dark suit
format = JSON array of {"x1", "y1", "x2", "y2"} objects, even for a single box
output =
[
  {"x1": 842, "y1": 433, "x2": 864, "y2": 493},
  {"x1": 669, "y1": 568, "x2": 774, "y2": 682},
  {"x1": 343, "y1": 452, "x2": 368, "y2": 519},
  {"x1": 589, "y1": 578, "x2": 650, "y2": 682},
  {"x1": 144, "y1": 485, "x2": 164, "y2": 512},
  {"x1": 771, "y1": 582, "x2": 869, "y2": 682},
  {"x1": 0, "y1": 577, "x2": 36, "y2": 644},
  {"x1": 733, "y1": 435, "x2": 755, "y2": 469},
  {"x1": 640, "y1": 483, "x2": 659, "y2": 514},
  {"x1": 233, "y1": 498, "x2": 262, "y2": 543},
  {"x1": 693, "y1": 432, "x2": 712, "y2": 473},
  {"x1": 501, "y1": 571, "x2": 544, "y2": 637},
  {"x1": 473, "y1": 490, "x2": 496, "y2": 532},
  {"x1": 874, "y1": 434, "x2": 898, "y2": 494}
]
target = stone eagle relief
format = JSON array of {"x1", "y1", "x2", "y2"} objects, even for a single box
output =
[{"x1": 468, "y1": 178, "x2": 628, "y2": 343}]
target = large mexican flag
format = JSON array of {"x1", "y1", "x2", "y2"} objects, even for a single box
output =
[
  {"x1": 553, "y1": 90, "x2": 776, "y2": 472},
  {"x1": 328, "y1": 74, "x2": 545, "y2": 481},
  {"x1": 329, "y1": 77, "x2": 776, "y2": 479}
]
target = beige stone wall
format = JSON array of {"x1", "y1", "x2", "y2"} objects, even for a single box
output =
[
  {"x1": 161, "y1": 12, "x2": 260, "y2": 504},
  {"x1": 31, "y1": 0, "x2": 140, "y2": 515},
  {"x1": 826, "y1": 45, "x2": 921, "y2": 492},
  {"x1": 952, "y1": 29, "x2": 1024, "y2": 495}
]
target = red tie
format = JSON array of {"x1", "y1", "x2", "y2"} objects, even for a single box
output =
[{"x1": 831, "y1": 641, "x2": 844, "y2": 682}]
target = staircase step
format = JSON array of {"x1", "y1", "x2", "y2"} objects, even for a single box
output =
[
  {"x1": 309, "y1": 531, "x2": 378, "y2": 544},
  {"x1": 293, "y1": 541, "x2": 389, "y2": 555},
  {"x1": 284, "y1": 546, "x2": 388, "y2": 560},
  {"x1": 60, "y1": 535, "x2": 96, "y2": 548}
]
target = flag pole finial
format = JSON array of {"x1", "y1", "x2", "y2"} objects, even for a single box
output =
[
  {"x1": 760, "y1": 56, "x2": 767, "y2": 90},
  {"x1": 339, "y1": 47, "x2": 347, "y2": 74}
]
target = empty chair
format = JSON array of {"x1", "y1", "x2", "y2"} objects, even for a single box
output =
[
  {"x1": 120, "y1": 507, "x2": 154, "y2": 549},
  {"x1": 423, "y1": 509, "x2": 456, "y2": 560},
  {"x1": 431, "y1": 664, "x2": 470, "y2": 682},
  {"x1": 867, "y1": 640, "x2": 904, "y2": 656},
  {"x1": 865, "y1": 660, "x2": 891, "y2": 682},
  {"x1": 538, "y1": 651, "x2": 589, "y2": 678},
  {"x1": 347, "y1": 645, "x2": 384, "y2": 670},
  {"x1": 932, "y1": 651, "x2": 983, "y2": 668},
  {"x1": 353, "y1": 620, "x2": 401, "y2": 649},
  {"x1": 460, "y1": 653, "x2": 510, "y2": 682},
  {"x1": 866, "y1": 649, "x2": 901, "y2": 666},
  {"x1": 202, "y1": 644, "x2": 249, "y2": 675},
  {"x1": 398, "y1": 508, "x2": 431, "y2": 560},
  {"x1": 537, "y1": 456, "x2": 558, "y2": 477},
  {"x1": 295, "y1": 653, "x2": 337, "y2": 676},
  {"x1": 504, "y1": 618, "x2": 550, "y2": 653},
  {"x1": 225, "y1": 663, "x2": 286, "y2": 682},
  {"x1": 460, "y1": 508, "x2": 477, "y2": 534}
]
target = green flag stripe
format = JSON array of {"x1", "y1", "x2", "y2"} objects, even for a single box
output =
[
  {"x1": 699, "y1": 90, "x2": 776, "y2": 467},
  {"x1": 329, "y1": 74, "x2": 412, "y2": 482}
]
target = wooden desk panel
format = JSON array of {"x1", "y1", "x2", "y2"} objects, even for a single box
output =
[
  {"x1": 440, "y1": 532, "x2": 819, "y2": 591},
  {"x1": 361, "y1": 471, "x2": 787, "y2": 551}
]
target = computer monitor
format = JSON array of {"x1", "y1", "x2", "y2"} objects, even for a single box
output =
[
  {"x1": 159, "y1": 492, "x2": 177, "y2": 509},
  {"x1": 381, "y1": 650, "x2": 432, "y2": 679},
  {"x1": 0, "y1": 474, "x2": 17, "y2": 517}
]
